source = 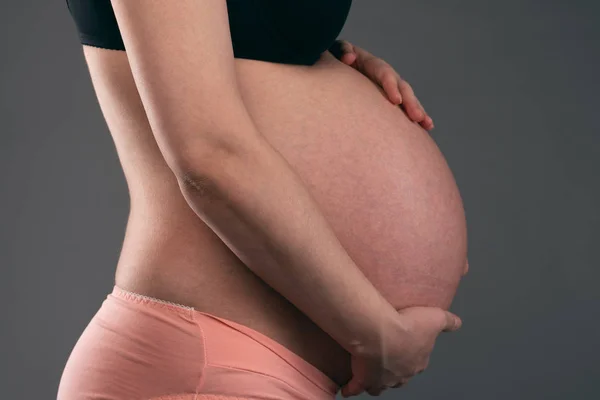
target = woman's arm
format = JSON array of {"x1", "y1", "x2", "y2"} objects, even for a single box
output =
[{"x1": 109, "y1": 0, "x2": 398, "y2": 352}]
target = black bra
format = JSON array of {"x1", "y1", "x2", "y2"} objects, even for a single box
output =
[{"x1": 65, "y1": 0, "x2": 353, "y2": 66}]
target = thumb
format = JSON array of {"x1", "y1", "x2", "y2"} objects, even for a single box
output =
[
  {"x1": 341, "y1": 377, "x2": 363, "y2": 398},
  {"x1": 342, "y1": 51, "x2": 358, "y2": 66},
  {"x1": 338, "y1": 40, "x2": 357, "y2": 65},
  {"x1": 339, "y1": 39, "x2": 355, "y2": 56},
  {"x1": 439, "y1": 310, "x2": 462, "y2": 332},
  {"x1": 329, "y1": 40, "x2": 357, "y2": 65},
  {"x1": 341, "y1": 354, "x2": 369, "y2": 397}
]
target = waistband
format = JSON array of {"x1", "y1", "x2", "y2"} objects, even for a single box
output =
[{"x1": 110, "y1": 285, "x2": 339, "y2": 396}]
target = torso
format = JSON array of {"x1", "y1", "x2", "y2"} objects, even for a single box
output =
[{"x1": 82, "y1": 46, "x2": 467, "y2": 387}]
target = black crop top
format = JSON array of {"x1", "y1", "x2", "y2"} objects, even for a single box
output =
[{"x1": 65, "y1": 0, "x2": 353, "y2": 66}]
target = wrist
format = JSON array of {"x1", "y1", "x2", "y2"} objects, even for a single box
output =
[{"x1": 350, "y1": 298, "x2": 406, "y2": 355}]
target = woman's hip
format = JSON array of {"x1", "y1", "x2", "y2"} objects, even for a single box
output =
[{"x1": 57, "y1": 285, "x2": 339, "y2": 400}]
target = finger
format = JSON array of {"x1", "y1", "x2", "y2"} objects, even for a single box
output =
[
  {"x1": 420, "y1": 114, "x2": 434, "y2": 131},
  {"x1": 330, "y1": 39, "x2": 357, "y2": 65},
  {"x1": 339, "y1": 39, "x2": 355, "y2": 55},
  {"x1": 391, "y1": 377, "x2": 410, "y2": 388},
  {"x1": 367, "y1": 373, "x2": 404, "y2": 395},
  {"x1": 440, "y1": 311, "x2": 463, "y2": 332},
  {"x1": 398, "y1": 80, "x2": 425, "y2": 122},
  {"x1": 366, "y1": 385, "x2": 387, "y2": 396},
  {"x1": 416, "y1": 360, "x2": 429, "y2": 374},
  {"x1": 380, "y1": 71, "x2": 402, "y2": 105},
  {"x1": 341, "y1": 375, "x2": 366, "y2": 397},
  {"x1": 342, "y1": 51, "x2": 358, "y2": 66},
  {"x1": 366, "y1": 378, "x2": 401, "y2": 396},
  {"x1": 415, "y1": 97, "x2": 428, "y2": 123},
  {"x1": 342, "y1": 384, "x2": 365, "y2": 397},
  {"x1": 339, "y1": 41, "x2": 357, "y2": 65},
  {"x1": 427, "y1": 115, "x2": 435, "y2": 130},
  {"x1": 463, "y1": 258, "x2": 469, "y2": 276}
]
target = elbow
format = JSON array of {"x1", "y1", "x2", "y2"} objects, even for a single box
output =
[
  {"x1": 169, "y1": 142, "x2": 232, "y2": 195},
  {"x1": 161, "y1": 122, "x2": 265, "y2": 197},
  {"x1": 178, "y1": 168, "x2": 222, "y2": 200},
  {"x1": 172, "y1": 154, "x2": 230, "y2": 204},
  {"x1": 167, "y1": 129, "x2": 240, "y2": 178},
  {"x1": 168, "y1": 133, "x2": 253, "y2": 200}
]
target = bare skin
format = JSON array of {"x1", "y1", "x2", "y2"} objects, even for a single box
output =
[{"x1": 81, "y1": 45, "x2": 467, "y2": 388}]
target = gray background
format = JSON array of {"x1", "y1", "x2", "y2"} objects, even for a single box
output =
[{"x1": 1, "y1": 0, "x2": 598, "y2": 398}]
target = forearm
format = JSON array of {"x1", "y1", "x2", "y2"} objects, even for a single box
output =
[{"x1": 175, "y1": 134, "x2": 398, "y2": 353}]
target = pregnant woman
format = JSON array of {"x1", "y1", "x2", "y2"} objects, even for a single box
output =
[{"x1": 58, "y1": 1, "x2": 468, "y2": 399}]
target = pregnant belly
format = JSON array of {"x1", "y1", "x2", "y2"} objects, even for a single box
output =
[{"x1": 235, "y1": 51, "x2": 468, "y2": 311}]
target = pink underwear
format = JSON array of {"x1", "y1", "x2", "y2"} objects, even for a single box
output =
[{"x1": 57, "y1": 285, "x2": 339, "y2": 399}]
